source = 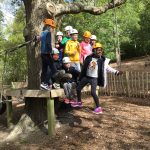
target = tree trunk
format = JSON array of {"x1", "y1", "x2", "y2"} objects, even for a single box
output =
[{"x1": 23, "y1": 0, "x2": 52, "y2": 125}]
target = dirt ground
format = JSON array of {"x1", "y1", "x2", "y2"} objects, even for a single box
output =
[{"x1": 0, "y1": 96, "x2": 149, "y2": 150}]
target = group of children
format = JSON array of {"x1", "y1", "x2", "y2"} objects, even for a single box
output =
[{"x1": 40, "y1": 19, "x2": 122, "y2": 114}]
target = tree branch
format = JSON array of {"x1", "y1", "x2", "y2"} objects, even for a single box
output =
[{"x1": 46, "y1": 0, "x2": 127, "y2": 17}]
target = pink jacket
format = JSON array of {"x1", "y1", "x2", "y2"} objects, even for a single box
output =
[{"x1": 80, "y1": 41, "x2": 92, "y2": 63}]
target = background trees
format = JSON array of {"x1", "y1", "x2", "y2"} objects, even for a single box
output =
[{"x1": 0, "y1": 0, "x2": 150, "y2": 83}]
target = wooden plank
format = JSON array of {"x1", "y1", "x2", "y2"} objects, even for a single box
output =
[
  {"x1": 146, "y1": 72, "x2": 149, "y2": 98},
  {"x1": 6, "y1": 96, "x2": 13, "y2": 127},
  {"x1": 4, "y1": 89, "x2": 50, "y2": 98},
  {"x1": 50, "y1": 89, "x2": 65, "y2": 98},
  {"x1": 126, "y1": 71, "x2": 130, "y2": 97},
  {"x1": 47, "y1": 98, "x2": 55, "y2": 137}
]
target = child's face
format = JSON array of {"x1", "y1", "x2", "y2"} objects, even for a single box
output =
[
  {"x1": 95, "y1": 48, "x2": 103, "y2": 57},
  {"x1": 57, "y1": 35, "x2": 63, "y2": 42},
  {"x1": 66, "y1": 30, "x2": 70, "y2": 37},
  {"x1": 52, "y1": 54, "x2": 59, "y2": 60},
  {"x1": 84, "y1": 37, "x2": 90, "y2": 43},
  {"x1": 71, "y1": 34, "x2": 78, "y2": 41},
  {"x1": 63, "y1": 63, "x2": 71, "y2": 69},
  {"x1": 55, "y1": 43, "x2": 60, "y2": 49},
  {"x1": 91, "y1": 40, "x2": 96, "y2": 45}
]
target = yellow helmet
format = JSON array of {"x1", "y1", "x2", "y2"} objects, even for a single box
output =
[
  {"x1": 43, "y1": 19, "x2": 56, "y2": 28},
  {"x1": 83, "y1": 31, "x2": 92, "y2": 38},
  {"x1": 93, "y1": 43, "x2": 103, "y2": 49}
]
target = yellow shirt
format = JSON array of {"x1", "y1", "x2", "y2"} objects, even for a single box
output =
[{"x1": 65, "y1": 40, "x2": 81, "y2": 62}]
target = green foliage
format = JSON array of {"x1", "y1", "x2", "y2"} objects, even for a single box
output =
[
  {"x1": 1, "y1": 6, "x2": 27, "y2": 84},
  {"x1": 61, "y1": 0, "x2": 149, "y2": 60}
]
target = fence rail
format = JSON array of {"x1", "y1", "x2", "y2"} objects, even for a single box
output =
[{"x1": 99, "y1": 71, "x2": 150, "y2": 98}]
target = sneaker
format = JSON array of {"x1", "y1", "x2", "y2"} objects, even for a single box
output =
[
  {"x1": 69, "y1": 99, "x2": 77, "y2": 104},
  {"x1": 71, "y1": 102, "x2": 82, "y2": 108},
  {"x1": 41, "y1": 83, "x2": 52, "y2": 90},
  {"x1": 53, "y1": 83, "x2": 60, "y2": 89},
  {"x1": 93, "y1": 107, "x2": 103, "y2": 114}
]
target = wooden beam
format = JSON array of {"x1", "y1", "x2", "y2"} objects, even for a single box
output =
[
  {"x1": 50, "y1": 89, "x2": 65, "y2": 98},
  {"x1": 6, "y1": 96, "x2": 13, "y2": 127},
  {"x1": 3, "y1": 89, "x2": 65, "y2": 98},
  {"x1": 4, "y1": 89, "x2": 50, "y2": 98},
  {"x1": 47, "y1": 98, "x2": 55, "y2": 137}
]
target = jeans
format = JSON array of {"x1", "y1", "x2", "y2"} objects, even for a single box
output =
[
  {"x1": 77, "y1": 76, "x2": 100, "y2": 108},
  {"x1": 41, "y1": 54, "x2": 57, "y2": 85},
  {"x1": 63, "y1": 82, "x2": 77, "y2": 100}
]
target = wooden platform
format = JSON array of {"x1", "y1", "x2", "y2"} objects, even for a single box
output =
[{"x1": 1, "y1": 82, "x2": 99, "y2": 138}]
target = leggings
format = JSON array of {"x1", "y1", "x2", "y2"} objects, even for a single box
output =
[{"x1": 77, "y1": 76, "x2": 100, "y2": 108}]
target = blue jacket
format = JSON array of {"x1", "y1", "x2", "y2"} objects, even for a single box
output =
[{"x1": 41, "y1": 30, "x2": 52, "y2": 54}]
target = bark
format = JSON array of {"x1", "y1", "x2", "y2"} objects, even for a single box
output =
[
  {"x1": 23, "y1": 0, "x2": 50, "y2": 125},
  {"x1": 46, "y1": 0, "x2": 127, "y2": 17}
]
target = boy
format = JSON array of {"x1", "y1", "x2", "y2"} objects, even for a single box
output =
[
  {"x1": 61, "y1": 26, "x2": 73, "y2": 48},
  {"x1": 56, "y1": 31, "x2": 64, "y2": 62},
  {"x1": 71, "y1": 43, "x2": 123, "y2": 114},
  {"x1": 62, "y1": 57, "x2": 80, "y2": 104},
  {"x1": 65, "y1": 29, "x2": 81, "y2": 71},
  {"x1": 40, "y1": 19, "x2": 57, "y2": 90}
]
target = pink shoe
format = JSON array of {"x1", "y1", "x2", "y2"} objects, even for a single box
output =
[
  {"x1": 64, "y1": 98, "x2": 70, "y2": 104},
  {"x1": 71, "y1": 102, "x2": 82, "y2": 108},
  {"x1": 93, "y1": 107, "x2": 103, "y2": 114},
  {"x1": 69, "y1": 100, "x2": 77, "y2": 104}
]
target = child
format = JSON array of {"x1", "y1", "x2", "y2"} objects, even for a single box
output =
[
  {"x1": 61, "y1": 26, "x2": 73, "y2": 48},
  {"x1": 56, "y1": 31, "x2": 63, "y2": 43},
  {"x1": 90, "y1": 35, "x2": 97, "y2": 50},
  {"x1": 62, "y1": 57, "x2": 80, "y2": 104},
  {"x1": 80, "y1": 31, "x2": 92, "y2": 64},
  {"x1": 64, "y1": 29, "x2": 81, "y2": 72},
  {"x1": 56, "y1": 31, "x2": 64, "y2": 62},
  {"x1": 40, "y1": 19, "x2": 57, "y2": 90},
  {"x1": 71, "y1": 43, "x2": 123, "y2": 114}
]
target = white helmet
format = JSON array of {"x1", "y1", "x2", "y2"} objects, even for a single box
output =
[
  {"x1": 91, "y1": 35, "x2": 97, "y2": 40},
  {"x1": 65, "y1": 26, "x2": 73, "y2": 31},
  {"x1": 52, "y1": 48, "x2": 59, "y2": 54},
  {"x1": 56, "y1": 31, "x2": 63, "y2": 36},
  {"x1": 63, "y1": 57, "x2": 71, "y2": 63},
  {"x1": 70, "y1": 29, "x2": 78, "y2": 35}
]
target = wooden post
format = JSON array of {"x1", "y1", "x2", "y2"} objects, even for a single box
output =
[
  {"x1": 6, "y1": 96, "x2": 13, "y2": 127},
  {"x1": 47, "y1": 98, "x2": 55, "y2": 137},
  {"x1": 125, "y1": 71, "x2": 130, "y2": 97}
]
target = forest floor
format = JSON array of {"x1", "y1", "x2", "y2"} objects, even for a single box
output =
[
  {"x1": 0, "y1": 56, "x2": 150, "y2": 150},
  {"x1": 0, "y1": 96, "x2": 149, "y2": 150}
]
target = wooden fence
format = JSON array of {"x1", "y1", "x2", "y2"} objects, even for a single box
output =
[{"x1": 99, "y1": 71, "x2": 150, "y2": 99}]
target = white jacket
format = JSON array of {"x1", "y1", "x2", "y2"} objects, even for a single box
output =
[{"x1": 103, "y1": 58, "x2": 119, "y2": 88}]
